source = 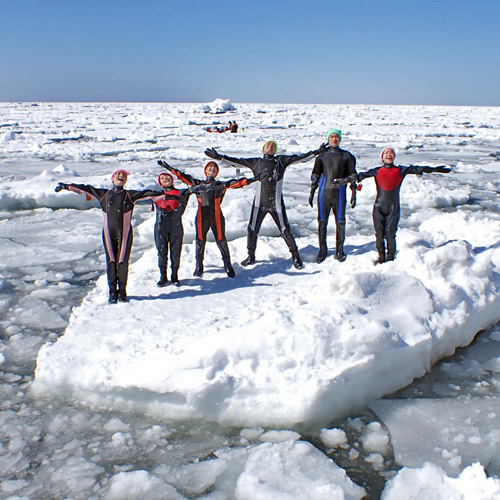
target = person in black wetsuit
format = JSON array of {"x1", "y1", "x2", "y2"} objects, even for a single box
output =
[
  {"x1": 205, "y1": 140, "x2": 326, "y2": 269},
  {"x1": 309, "y1": 128, "x2": 357, "y2": 263},
  {"x1": 158, "y1": 160, "x2": 263, "y2": 278},
  {"x1": 55, "y1": 169, "x2": 178, "y2": 303},
  {"x1": 332, "y1": 147, "x2": 451, "y2": 264},
  {"x1": 154, "y1": 171, "x2": 191, "y2": 287}
]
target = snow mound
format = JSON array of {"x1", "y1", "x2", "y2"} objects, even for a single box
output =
[{"x1": 200, "y1": 99, "x2": 236, "y2": 114}]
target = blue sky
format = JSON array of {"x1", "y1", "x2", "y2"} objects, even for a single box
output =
[{"x1": 1, "y1": 0, "x2": 499, "y2": 105}]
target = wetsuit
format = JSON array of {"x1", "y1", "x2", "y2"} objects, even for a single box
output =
[
  {"x1": 345, "y1": 164, "x2": 450, "y2": 262},
  {"x1": 311, "y1": 146, "x2": 357, "y2": 262},
  {"x1": 165, "y1": 167, "x2": 255, "y2": 277},
  {"x1": 219, "y1": 151, "x2": 316, "y2": 267},
  {"x1": 154, "y1": 187, "x2": 190, "y2": 285},
  {"x1": 64, "y1": 183, "x2": 171, "y2": 299}
]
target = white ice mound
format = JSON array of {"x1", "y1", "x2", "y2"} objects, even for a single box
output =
[
  {"x1": 33, "y1": 215, "x2": 500, "y2": 428},
  {"x1": 200, "y1": 98, "x2": 236, "y2": 114}
]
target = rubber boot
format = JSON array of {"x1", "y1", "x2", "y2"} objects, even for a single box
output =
[
  {"x1": 193, "y1": 239, "x2": 205, "y2": 277},
  {"x1": 171, "y1": 268, "x2": 180, "y2": 287},
  {"x1": 217, "y1": 239, "x2": 236, "y2": 277},
  {"x1": 374, "y1": 234, "x2": 386, "y2": 265},
  {"x1": 335, "y1": 221, "x2": 346, "y2": 262},
  {"x1": 107, "y1": 262, "x2": 118, "y2": 303},
  {"x1": 157, "y1": 267, "x2": 169, "y2": 287},
  {"x1": 316, "y1": 221, "x2": 328, "y2": 264},
  {"x1": 283, "y1": 228, "x2": 302, "y2": 269},
  {"x1": 117, "y1": 262, "x2": 129, "y2": 302},
  {"x1": 386, "y1": 232, "x2": 396, "y2": 262},
  {"x1": 241, "y1": 230, "x2": 258, "y2": 266}
]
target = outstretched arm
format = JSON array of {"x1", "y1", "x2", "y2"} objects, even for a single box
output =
[
  {"x1": 55, "y1": 182, "x2": 105, "y2": 200},
  {"x1": 205, "y1": 148, "x2": 257, "y2": 170},
  {"x1": 401, "y1": 165, "x2": 452, "y2": 176},
  {"x1": 157, "y1": 159, "x2": 200, "y2": 187}
]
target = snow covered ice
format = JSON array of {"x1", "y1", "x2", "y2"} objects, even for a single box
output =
[{"x1": 1, "y1": 100, "x2": 500, "y2": 498}]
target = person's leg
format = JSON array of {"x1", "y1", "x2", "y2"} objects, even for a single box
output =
[
  {"x1": 241, "y1": 204, "x2": 265, "y2": 266},
  {"x1": 170, "y1": 226, "x2": 183, "y2": 286}
]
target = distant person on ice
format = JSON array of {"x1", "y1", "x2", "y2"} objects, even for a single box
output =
[
  {"x1": 309, "y1": 128, "x2": 358, "y2": 263},
  {"x1": 158, "y1": 160, "x2": 263, "y2": 278},
  {"x1": 230, "y1": 121, "x2": 238, "y2": 133},
  {"x1": 332, "y1": 147, "x2": 451, "y2": 264},
  {"x1": 154, "y1": 171, "x2": 192, "y2": 287},
  {"x1": 55, "y1": 170, "x2": 179, "y2": 303},
  {"x1": 205, "y1": 140, "x2": 326, "y2": 269}
]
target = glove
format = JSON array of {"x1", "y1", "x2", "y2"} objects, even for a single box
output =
[
  {"x1": 55, "y1": 182, "x2": 68, "y2": 192},
  {"x1": 205, "y1": 148, "x2": 222, "y2": 160},
  {"x1": 308, "y1": 187, "x2": 316, "y2": 208},
  {"x1": 157, "y1": 160, "x2": 173, "y2": 171},
  {"x1": 349, "y1": 183, "x2": 357, "y2": 209},
  {"x1": 311, "y1": 142, "x2": 328, "y2": 156},
  {"x1": 434, "y1": 166, "x2": 451, "y2": 173}
]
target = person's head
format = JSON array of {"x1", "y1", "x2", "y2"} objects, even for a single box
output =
[
  {"x1": 158, "y1": 172, "x2": 174, "y2": 189},
  {"x1": 381, "y1": 147, "x2": 396, "y2": 165},
  {"x1": 262, "y1": 140, "x2": 278, "y2": 155},
  {"x1": 204, "y1": 161, "x2": 219, "y2": 178},
  {"x1": 111, "y1": 169, "x2": 129, "y2": 186},
  {"x1": 327, "y1": 128, "x2": 342, "y2": 147}
]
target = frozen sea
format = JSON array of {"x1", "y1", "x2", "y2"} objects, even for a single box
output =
[{"x1": 1, "y1": 100, "x2": 500, "y2": 499}]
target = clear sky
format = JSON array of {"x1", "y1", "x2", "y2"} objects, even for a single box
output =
[{"x1": 1, "y1": 0, "x2": 499, "y2": 105}]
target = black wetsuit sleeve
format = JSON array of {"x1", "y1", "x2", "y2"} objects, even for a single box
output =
[
  {"x1": 281, "y1": 151, "x2": 316, "y2": 168},
  {"x1": 311, "y1": 156, "x2": 324, "y2": 187},
  {"x1": 399, "y1": 165, "x2": 430, "y2": 176},
  {"x1": 129, "y1": 189, "x2": 181, "y2": 203},
  {"x1": 346, "y1": 152, "x2": 357, "y2": 177},
  {"x1": 67, "y1": 183, "x2": 107, "y2": 200},
  {"x1": 220, "y1": 155, "x2": 258, "y2": 172},
  {"x1": 169, "y1": 167, "x2": 203, "y2": 187},
  {"x1": 355, "y1": 168, "x2": 379, "y2": 182}
]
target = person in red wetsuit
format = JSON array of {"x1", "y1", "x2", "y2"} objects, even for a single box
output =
[
  {"x1": 332, "y1": 147, "x2": 451, "y2": 264},
  {"x1": 154, "y1": 172, "x2": 192, "y2": 287},
  {"x1": 55, "y1": 169, "x2": 179, "y2": 303},
  {"x1": 158, "y1": 160, "x2": 263, "y2": 278}
]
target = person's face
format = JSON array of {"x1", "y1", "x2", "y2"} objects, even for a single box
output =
[
  {"x1": 112, "y1": 171, "x2": 128, "y2": 186},
  {"x1": 159, "y1": 174, "x2": 173, "y2": 188},
  {"x1": 205, "y1": 164, "x2": 218, "y2": 177},
  {"x1": 382, "y1": 149, "x2": 395, "y2": 164},
  {"x1": 263, "y1": 141, "x2": 277, "y2": 155},
  {"x1": 328, "y1": 134, "x2": 341, "y2": 147}
]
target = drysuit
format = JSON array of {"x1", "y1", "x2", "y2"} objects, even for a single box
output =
[
  {"x1": 310, "y1": 146, "x2": 357, "y2": 262},
  {"x1": 61, "y1": 183, "x2": 172, "y2": 299},
  {"x1": 343, "y1": 164, "x2": 451, "y2": 262},
  {"x1": 154, "y1": 186, "x2": 191, "y2": 285},
  {"x1": 161, "y1": 165, "x2": 258, "y2": 277},
  {"x1": 215, "y1": 150, "x2": 318, "y2": 267}
]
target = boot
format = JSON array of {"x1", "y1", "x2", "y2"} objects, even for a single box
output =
[
  {"x1": 374, "y1": 235, "x2": 386, "y2": 265},
  {"x1": 193, "y1": 240, "x2": 205, "y2": 277},
  {"x1": 316, "y1": 221, "x2": 327, "y2": 264},
  {"x1": 171, "y1": 269, "x2": 180, "y2": 287},
  {"x1": 117, "y1": 262, "x2": 129, "y2": 302},
  {"x1": 241, "y1": 230, "x2": 258, "y2": 266},
  {"x1": 224, "y1": 261, "x2": 236, "y2": 277},
  {"x1": 108, "y1": 288, "x2": 118, "y2": 304},
  {"x1": 335, "y1": 222, "x2": 346, "y2": 262},
  {"x1": 386, "y1": 233, "x2": 396, "y2": 262},
  {"x1": 157, "y1": 267, "x2": 169, "y2": 287},
  {"x1": 291, "y1": 249, "x2": 303, "y2": 269}
]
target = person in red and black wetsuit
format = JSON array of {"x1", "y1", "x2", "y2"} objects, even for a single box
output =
[
  {"x1": 205, "y1": 140, "x2": 326, "y2": 269},
  {"x1": 158, "y1": 160, "x2": 263, "y2": 277},
  {"x1": 154, "y1": 171, "x2": 192, "y2": 287},
  {"x1": 55, "y1": 169, "x2": 179, "y2": 303},
  {"x1": 332, "y1": 147, "x2": 451, "y2": 264}
]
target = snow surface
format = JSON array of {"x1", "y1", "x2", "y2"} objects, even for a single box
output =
[{"x1": 2, "y1": 100, "x2": 500, "y2": 498}]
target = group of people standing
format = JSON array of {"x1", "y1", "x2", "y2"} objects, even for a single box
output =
[{"x1": 55, "y1": 128, "x2": 451, "y2": 303}]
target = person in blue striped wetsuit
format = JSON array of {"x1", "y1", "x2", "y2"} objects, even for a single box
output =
[{"x1": 309, "y1": 128, "x2": 357, "y2": 263}]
